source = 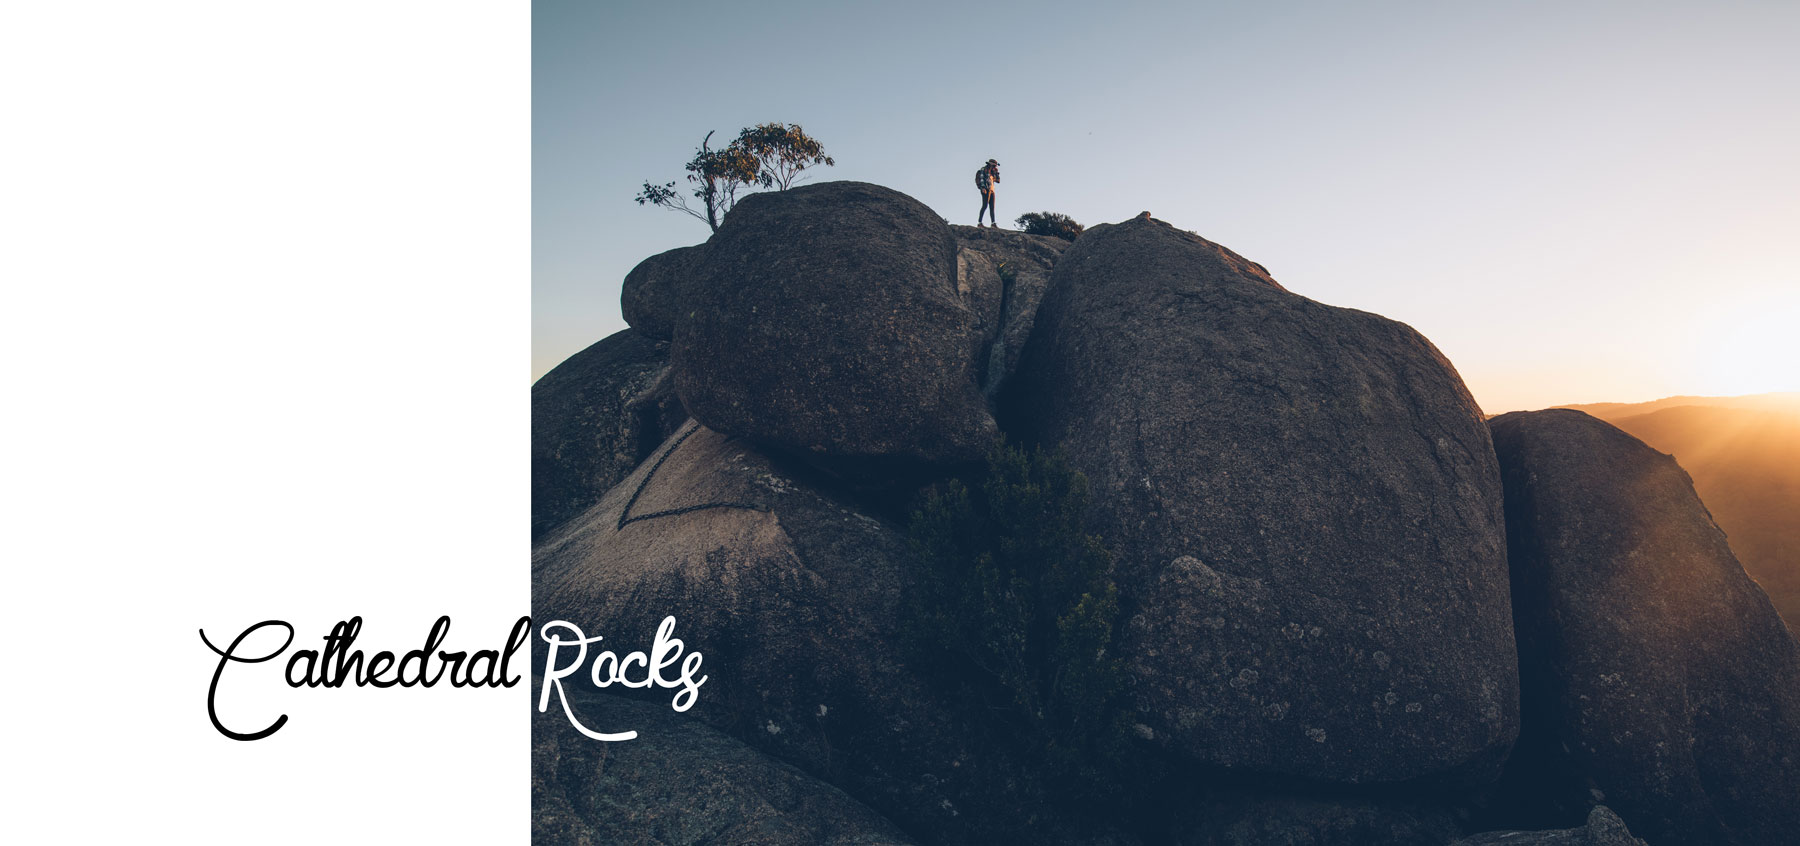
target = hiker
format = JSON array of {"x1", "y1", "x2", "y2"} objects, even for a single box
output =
[{"x1": 975, "y1": 159, "x2": 1000, "y2": 227}]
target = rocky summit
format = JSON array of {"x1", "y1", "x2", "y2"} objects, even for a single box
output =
[
  {"x1": 532, "y1": 181, "x2": 1798, "y2": 845},
  {"x1": 1004, "y1": 216, "x2": 1518, "y2": 786},
  {"x1": 670, "y1": 181, "x2": 998, "y2": 467}
]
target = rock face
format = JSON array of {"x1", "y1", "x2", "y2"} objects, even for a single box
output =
[
  {"x1": 531, "y1": 329, "x2": 686, "y2": 540},
  {"x1": 1169, "y1": 790, "x2": 1462, "y2": 846},
  {"x1": 672, "y1": 181, "x2": 998, "y2": 466},
  {"x1": 540, "y1": 184, "x2": 1796, "y2": 841},
  {"x1": 534, "y1": 685, "x2": 916, "y2": 846},
  {"x1": 621, "y1": 243, "x2": 706, "y2": 341},
  {"x1": 1004, "y1": 215, "x2": 1518, "y2": 784},
  {"x1": 1487, "y1": 409, "x2": 1800, "y2": 846},
  {"x1": 1452, "y1": 806, "x2": 1648, "y2": 846},
  {"x1": 949, "y1": 224, "x2": 1069, "y2": 397},
  {"x1": 532, "y1": 422, "x2": 1054, "y2": 845}
]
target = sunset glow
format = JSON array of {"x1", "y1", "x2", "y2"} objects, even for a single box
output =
[
  {"x1": 537, "y1": 2, "x2": 1800, "y2": 419},
  {"x1": 1697, "y1": 291, "x2": 1800, "y2": 398}
]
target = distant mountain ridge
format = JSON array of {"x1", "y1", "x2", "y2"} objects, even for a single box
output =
[
  {"x1": 1557, "y1": 391, "x2": 1800, "y2": 420},
  {"x1": 1554, "y1": 393, "x2": 1800, "y2": 637}
]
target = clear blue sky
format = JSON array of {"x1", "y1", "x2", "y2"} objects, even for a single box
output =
[{"x1": 534, "y1": 0, "x2": 1800, "y2": 413}]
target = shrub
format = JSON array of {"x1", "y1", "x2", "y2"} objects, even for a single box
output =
[
  {"x1": 906, "y1": 441, "x2": 1133, "y2": 797},
  {"x1": 1015, "y1": 211, "x2": 1084, "y2": 242}
]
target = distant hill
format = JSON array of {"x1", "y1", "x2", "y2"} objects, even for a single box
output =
[
  {"x1": 1556, "y1": 394, "x2": 1800, "y2": 635},
  {"x1": 1560, "y1": 391, "x2": 1800, "y2": 420}
]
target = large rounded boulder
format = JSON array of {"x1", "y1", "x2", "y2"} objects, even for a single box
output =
[
  {"x1": 621, "y1": 242, "x2": 705, "y2": 341},
  {"x1": 1487, "y1": 409, "x2": 1800, "y2": 846},
  {"x1": 672, "y1": 181, "x2": 998, "y2": 466},
  {"x1": 1004, "y1": 215, "x2": 1518, "y2": 785}
]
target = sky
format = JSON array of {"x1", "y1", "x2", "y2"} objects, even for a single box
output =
[{"x1": 534, "y1": 0, "x2": 1800, "y2": 414}]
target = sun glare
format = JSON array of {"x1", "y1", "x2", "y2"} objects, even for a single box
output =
[{"x1": 1699, "y1": 291, "x2": 1800, "y2": 397}]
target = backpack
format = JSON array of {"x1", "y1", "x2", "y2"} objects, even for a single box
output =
[{"x1": 975, "y1": 166, "x2": 991, "y2": 191}]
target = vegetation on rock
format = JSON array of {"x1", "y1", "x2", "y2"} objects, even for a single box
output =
[
  {"x1": 1015, "y1": 211, "x2": 1084, "y2": 241},
  {"x1": 732, "y1": 122, "x2": 835, "y2": 190},
  {"x1": 635, "y1": 123, "x2": 835, "y2": 231},
  {"x1": 906, "y1": 441, "x2": 1135, "y2": 799}
]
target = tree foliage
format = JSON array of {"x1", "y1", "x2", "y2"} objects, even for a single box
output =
[
  {"x1": 906, "y1": 441, "x2": 1134, "y2": 797},
  {"x1": 635, "y1": 123, "x2": 836, "y2": 231},
  {"x1": 634, "y1": 130, "x2": 762, "y2": 232},
  {"x1": 732, "y1": 122, "x2": 835, "y2": 191},
  {"x1": 1015, "y1": 211, "x2": 1085, "y2": 242}
]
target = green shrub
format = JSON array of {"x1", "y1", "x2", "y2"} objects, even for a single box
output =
[
  {"x1": 1015, "y1": 211, "x2": 1084, "y2": 242},
  {"x1": 907, "y1": 441, "x2": 1133, "y2": 796}
]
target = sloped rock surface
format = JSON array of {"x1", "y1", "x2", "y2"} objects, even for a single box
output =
[
  {"x1": 1169, "y1": 790, "x2": 1462, "y2": 846},
  {"x1": 1452, "y1": 805, "x2": 1647, "y2": 846},
  {"x1": 532, "y1": 422, "x2": 1060, "y2": 845},
  {"x1": 1488, "y1": 409, "x2": 1800, "y2": 846},
  {"x1": 531, "y1": 329, "x2": 686, "y2": 540},
  {"x1": 672, "y1": 181, "x2": 997, "y2": 466},
  {"x1": 1004, "y1": 215, "x2": 1518, "y2": 785},
  {"x1": 533, "y1": 685, "x2": 916, "y2": 845}
]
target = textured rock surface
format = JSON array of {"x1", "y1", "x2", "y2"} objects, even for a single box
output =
[
  {"x1": 1004, "y1": 215, "x2": 1518, "y2": 785},
  {"x1": 953, "y1": 246, "x2": 1003, "y2": 346},
  {"x1": 539, "y1": 184, "x2": 1797, "y2": 841},
  {"x1": 533, "y1": 685, "x2": 916, "y2": 846},
  {"x1": 1169, "y1": 790, "x2": 1462, "y2": 846},
  {"x1": 1452, "y1": 806, "x2": 1647, "y2": 846},
  {"x1": 1488, "y1": 409, "x2": 1800, "y2": 846},
  {"x1": 621, "y1": 242, "x2": 706, "y2": 341},
  {"x1": 672, "y1": 181, "x2": 997, "y2": 465},
  {"x1": 531, "y1": 329, "x2": 686, "y2": 540},
  {"x1": 949, "y1": 224, "x2": 1068, "y2": 397},
  {"x1": 533, "y1": 422, "x2": 1057, "y2": 845}
]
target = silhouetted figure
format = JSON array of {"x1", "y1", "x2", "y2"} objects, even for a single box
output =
[{"x1": 975, "y1": 159, "x2": 1000, "y2": 227}]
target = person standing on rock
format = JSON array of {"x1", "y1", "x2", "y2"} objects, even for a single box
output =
[{"x1": 975, "y1": 159, "x2": 1000, "y2": 227}]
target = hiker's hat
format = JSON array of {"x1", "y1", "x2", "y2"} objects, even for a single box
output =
[{"x1": 987, "y1": 159, "x2": 998, "y2": 165}]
